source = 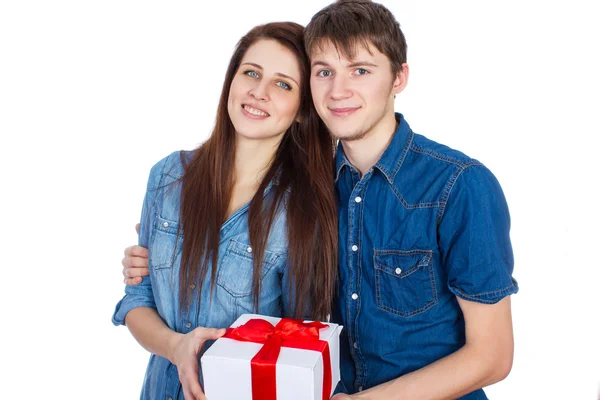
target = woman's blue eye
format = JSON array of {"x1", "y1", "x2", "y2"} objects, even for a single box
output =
[
  {"x1": 245, "y1": 70, "x2": 259, "y2": 78},
  {"x1": 277, "y1": 81, "x2": 291, "y2": 90}
]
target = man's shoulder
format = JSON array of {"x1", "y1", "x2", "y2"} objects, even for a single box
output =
[
  {"x1": 387, "y1": 132, "x2": 494, "y2": 207},
  {"x1": 406, "y1": 133, "x2": 506, "y2": 211},
  {"x1": 408, "y1": 133, "x2": 482, "y2": 170}
]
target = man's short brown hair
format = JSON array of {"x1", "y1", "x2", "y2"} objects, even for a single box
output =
[{"x1": 304, "y1": 0, "x2": 407, "y2": 75}]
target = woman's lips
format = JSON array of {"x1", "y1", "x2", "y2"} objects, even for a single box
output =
[{"x1": 242, "y1": 104, "x2": 270, "y2": 119}]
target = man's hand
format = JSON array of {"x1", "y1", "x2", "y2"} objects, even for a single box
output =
[
  {"x1": 122, "y1": 223, "x2": 149, "y2": 285},
  {"x1": 169, "y1": 327, "x2": 226, "y2": 400}
]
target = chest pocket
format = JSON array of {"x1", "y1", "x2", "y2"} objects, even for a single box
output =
[
  {"x1": 149, "y1": 216, "x2": 183, "y2": 270},
  {"x1": 373, "y1": 249, "x2": 437, "y2": 318},
  {"x1": 217, "y1": 239, "x2": 283, "y2": 298}
]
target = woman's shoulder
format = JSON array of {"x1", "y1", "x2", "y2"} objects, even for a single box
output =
[{"x1": 147, "y1": 150, "x2": 194, "y2": 189}]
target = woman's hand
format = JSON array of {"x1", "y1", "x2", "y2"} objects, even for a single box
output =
[
  {"x1": 122, "y1": 223, "x2": 149, "y2": 285},
  {"x1": 168, "y1": 327, "x2": 226, "y2": 400},
  {"x1": 331, "y1": 394, "x2": 354, "y2": 400}
]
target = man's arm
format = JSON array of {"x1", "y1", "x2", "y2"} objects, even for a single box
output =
[{"x1": 336, "y1": 296, "x2": 514, "y2": 400}]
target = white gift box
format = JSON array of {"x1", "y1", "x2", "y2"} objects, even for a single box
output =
[{"x1": 201, "y1": 313, "x2": 343, "y2": 400}]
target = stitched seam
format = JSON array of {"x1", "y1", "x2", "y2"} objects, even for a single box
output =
[
  {"x1": 375, "y1": 131, "x2": 414, "y2": 184},
  {"x1": 374, "y1": 253, "x2": 432, "y2": 278},
  {"x1": 388, "y1": 183, "x2": 442, "y2": 210},
  {"x1": 147, "y1": 157, "x2": 169, "y2": 270},
  {"x1": 374, "y1": 252, "x2": 438, "y2": 318},
  {"x1": 354, "y1": 172, "x2": 369, "y2": 376},
  {"x1": 390, "y1": 131, "x2": 414, "y2": 181},
  {"x1": 228, "y1": 239, "x2": 282, "y2": 265},
  {"x1": 452, "y1": 282, "x2": 517, "y2": 297},
  {"x1": 436, "y1": 164, "x2": 474, "y2": 225},
  {"x1": 374, "y1": 249, "x2": 433, "y2": 256},
  {"x1": 451, "y1": 284, "x2": 517, "y2": 304},
  {"x1": 215, "y1": 239, "x2": 281, "y2": 297},
  {"x1": 410, "y1": 145, "x2": 482, "y2": 169}
]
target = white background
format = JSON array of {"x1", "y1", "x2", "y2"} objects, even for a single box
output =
[{"x1": 1, "y1": 0, "x2": 598, "y2": 398}]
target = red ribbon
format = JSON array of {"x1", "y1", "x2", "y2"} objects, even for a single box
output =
[{"x1": 223, "y1": 318, "x2": 333, "y2": 400}]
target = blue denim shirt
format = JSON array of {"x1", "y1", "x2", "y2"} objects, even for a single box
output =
[
  {"x1": 332, "y1": 114, "x2": 518, "y2": 399},
  {"x1": 112, "y1": 151, "x2": 292, "y2": 400}
]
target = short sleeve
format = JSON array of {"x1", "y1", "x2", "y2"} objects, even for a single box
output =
[
  {"x1": 112, "y1": 157, "x2": 167, "y2": 326},
  {"x1": 438, "y1": 164, "x2": 518, "y2": 304}
]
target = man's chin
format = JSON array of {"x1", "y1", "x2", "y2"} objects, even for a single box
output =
[{"x1": 331, "y1": 130, "x2": 368, "y2": 142}]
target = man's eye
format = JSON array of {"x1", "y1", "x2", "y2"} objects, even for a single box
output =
[
  {"x1": 317, "y1": 70, "x2": 332, "y2": 77},
  {"x1": 354, "y1": 68, "x2": 369, "y2": 75}
]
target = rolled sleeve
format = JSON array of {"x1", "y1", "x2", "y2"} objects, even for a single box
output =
[
  {"x1": 438, "y1": 164, "x2": 518, "y2": 304},
  {"x1": 112, "y1": 276, "x2": 157, "y2": 325},
  {"x1": 112, "y1": 157, "x2": 167, "y2": 326}
]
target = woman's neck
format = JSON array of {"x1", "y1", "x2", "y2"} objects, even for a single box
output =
[{"x1": 233, "y1": 135, "x2": 282, "y2": 186}]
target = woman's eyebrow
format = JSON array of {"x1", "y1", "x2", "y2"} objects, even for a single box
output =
[{"x1": 241, "y1": 62, "x2": 299, "y2": 87}]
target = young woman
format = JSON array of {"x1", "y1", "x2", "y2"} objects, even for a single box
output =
[{"x1": 112, "y1": 22, "x2": 337, "y2": 400}]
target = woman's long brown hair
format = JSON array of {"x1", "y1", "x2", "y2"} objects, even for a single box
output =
[{"x1": 178, "y1": 22, "x2": 337, "y2": 321}]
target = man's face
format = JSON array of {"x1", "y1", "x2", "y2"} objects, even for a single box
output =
[{"x1": 309, "y1": 40, "x2": 404, "y2": 141}]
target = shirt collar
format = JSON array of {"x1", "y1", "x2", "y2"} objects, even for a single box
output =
[
  {"x1": 334, "y1": 113, "x2": 413, "y2": 184},
  {"x1": 334, "y1": 140, "x2": 352, "y2": 182}
]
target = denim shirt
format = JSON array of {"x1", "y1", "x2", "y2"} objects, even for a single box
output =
[
  {"x1": 332, "y1": 114, "x2": 518, "y2": 399},
  {"x1": 112, "y1": 151, "x2": 291, "y2": 400}
]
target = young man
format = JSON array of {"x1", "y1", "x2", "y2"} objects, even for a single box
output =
[
  {"x1": 121, "y1": 1, "x2": 517, "y2": 398},
  {"x1": 305, "y1": 2, "x2": 517, "y2": 399}
]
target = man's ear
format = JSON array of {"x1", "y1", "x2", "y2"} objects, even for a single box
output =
[{"x1": 392, "y1": 63, "x2": 409, "y2": 96}]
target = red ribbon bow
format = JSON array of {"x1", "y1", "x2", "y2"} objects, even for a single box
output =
[{"x1": 223, "y1": 318, "x2": 333, "y2": 400}]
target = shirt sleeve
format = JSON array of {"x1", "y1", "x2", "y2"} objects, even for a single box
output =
[
  {"x1": 112, "y1": 157, "x2": 167, "y2": 326},
  {"x1": 438, "y1": 164, "x2": 518, "y2": 304}
]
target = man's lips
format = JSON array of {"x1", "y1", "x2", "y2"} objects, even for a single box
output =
[{"x1": 329, "y1": 107, "x2": 360, "y2": 117}]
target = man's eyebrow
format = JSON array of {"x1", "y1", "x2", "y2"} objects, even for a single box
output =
[
  {"x1": 347, "y1": 61, "x2": 379, "y2": 68},
  {"x1": 311, "y1": 60, "x2": 331, "y2": 68},
  {"x1": 310, "y1": 60, "x2": 379, "y2": 69},
  {"x1": 241, "y1": 62, "x2": 299, "y2": 87}
]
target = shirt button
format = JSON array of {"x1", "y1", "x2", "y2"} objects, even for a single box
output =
[
  {"x1": 395, "y1": 267, "x2": 402, "y2": 275},
  {"x1": 168, "y1": 397, "x2": 173, "y2": 400},
  {"x1": 189, "y1": 283, "x2": 196, "y2": 290},
  {"x1": 351, "y1": 293, "x2": 358, "y2": 300},
  {"x1": 358, "y1": 386, "x2": 363, "y2": 392},
  {"x1": 186, "y1": 322, "x2": 192, "y2": 328},
  {"x1": 247, "y1": 246, "x2": 253, "y2": 253},
  {"x1": 355, "y1": 196, "x2": 362, "y2": 203},
  {"x1": 353, "y1": 342, "x2": 358, "y2": 349},
  {"x1": 163, "y1": 222, "x2": 169, "y2": 228},
  {"x1": 351, "y1": 245, "x2": 358, "y2": 252}
]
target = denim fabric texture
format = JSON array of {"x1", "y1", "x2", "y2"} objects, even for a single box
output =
[
  {"x1": 112, "y1": 151, "x2": 291, "y2": 400},
  {"x1": 332, "y1": 114, "x2": 518, "y2": 399}
]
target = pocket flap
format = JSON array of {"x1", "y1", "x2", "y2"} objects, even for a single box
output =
[
  {"x1": 227, "y1": 239, "x2": 282, "y2": 266},
  {"x1": 374, "y1": 249, "x2": 432, "y2": 278},
  {"x1": 155, "y1": 216, "x2": 181, "y2": 236}
]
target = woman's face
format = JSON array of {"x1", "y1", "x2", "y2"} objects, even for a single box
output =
[{"x1": 227, "y1": 39, "x2": 302, "y2": 143}]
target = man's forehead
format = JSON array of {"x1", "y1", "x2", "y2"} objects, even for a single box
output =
[{"x1": 309, "y1": 38, "x2": 375, "y2": 63}]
